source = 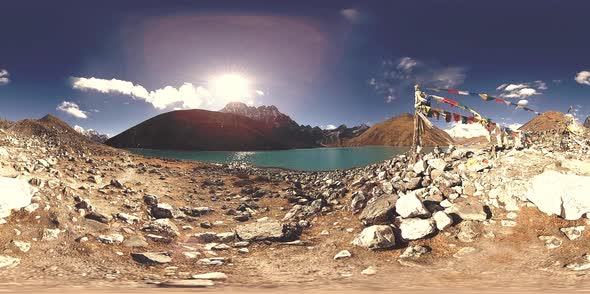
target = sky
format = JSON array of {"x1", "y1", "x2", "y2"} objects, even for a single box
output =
[{"x1": 1, "y1": 0, "x2": 590, "y2": 136}]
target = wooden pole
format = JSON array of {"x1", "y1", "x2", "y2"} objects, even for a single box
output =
[{"x1": 411, "y1": 85, "x2": 423, "y2": 162}]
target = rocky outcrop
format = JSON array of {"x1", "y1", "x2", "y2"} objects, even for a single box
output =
[{"x1": 0, "y1": 177, "x2": 35, "y2": 218}]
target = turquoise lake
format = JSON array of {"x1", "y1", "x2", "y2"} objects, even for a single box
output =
[{"x1": 127, "y1": 146, "x2": 412, "y2": 171}]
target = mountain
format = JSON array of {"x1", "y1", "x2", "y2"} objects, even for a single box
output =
[
  {"x1": 519, "y1": 111, "x2": 570, "y2": 133},
  {"x1": 105, "y1": 109, "x2": 292, "y2": 151},
  {"x1": 344, "y1": 113, "x2": 454, "y2": 147},
  {"x1": 220, "y1": 102, "x2": 368, "y2": 147},
  {"x1": 583, "y1": 116, "x2": 590, "y2": 129},
  {"x1": 74, "y1": 125, "x2": 110, "y2": 143},
  {"x1": 220, "y1": 102, "x2": 299, "y2": 129},
  {"x1": 321, "y1": 124, "x2": 370, "y2": 146}
]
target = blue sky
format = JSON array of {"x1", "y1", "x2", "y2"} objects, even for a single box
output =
[{"x1": 1, "y1": 0, "x2": 589, "y2": 136}]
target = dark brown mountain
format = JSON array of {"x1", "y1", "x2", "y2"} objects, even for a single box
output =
[
  {"x1": 321, "y1": 124, "x2": 370, "y2": 146},
  {"x1": 519, "y1": 111, "x2": 570, "y2": 133},
  {"x1": 105, "y1": 109, "x2": 294, "y2": 151},
  {"x1": 344, "y1": 113, "x2": 454, "y2": 147}
]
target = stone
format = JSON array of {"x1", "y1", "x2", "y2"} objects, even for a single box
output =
[
  {"x1": 501, "y1": 220, "x2": 516, "y2": 227},
  {"x1": 433, "y1": 211, "x2": 453, "y2": 231},
  {"x1": 566, "y1": 254, "x2": 590, "y2": 271},
  {"x1": 399, "y1": 245, "x2": 430, "y2": 258},
  {"x1": 427, "y1": 158, "x2": 448, "y2": 171},
  {"x1": 413, "y1": 160, "x2": 426, "y2": 175},
  {"x1": 404, "y1": 177, "x2": 422, "y2": 191},
  {"x1": 0, "y1": 255, "x2": 20, "y2": 270},
  {"x1": 453, "y1": 247, "x2": 477, "y2": 258},
  {"x1": 110, "y1": 179, "x2": 124, "y2": 188},
  {"x1": 123, "y1": 235, "x2": 148, "y2": 248},
  {"x1": 446, "y1": 200, "x2": 488, "y2": 221},
  {"x1": 359, "y1": 194, "x2": 398, "y2": 226},
  {"x1": 151, "y1": 203, "x2": 181, "y2": 219},
  {"x1": 9, "y1": 240, "x2": 31, "y2": 253},
  {"x1": 98, "y1": 233, "x2": 124, "y2": 244},
  {"x1": 352, "y1": 225, "x2": 396, "y2": 250},
  {"x1": 158, "y1": 280, "x2": 214, "y2": 288},
  {"x1": 0, "y1": 147, "x2": 8, "y2": 158},
  {"x1": 334, "y1": 250, "x2": 352, "y2": 260},
  {"x1": 131, "y1": 252, "x2": 172, "y2": 264},
  {"x1": 538, "y1": 236, "x2": 563, "y2": 249},
  {"x1": 396, "y1": 192, "x2": 428, "y2": 218},
  {"x1": 561, "y1": 226, "x2": 585, "y2": 240},
  {"x1": 143, "y1": 219, "x2": 180, "y2": 237},
  {"x1": 361, "y1": 266, "x2": 377, "y2": 275},
  {"x1": 42, "y1": 228, "x2": 60, "y2": 241},
  {"x1": 527, "y1": 171, "x2": 590, "y2": 220},
  {"x1": 189, "y1": 232, "x2": 219, "y2": 243},
  {"x1": 457, "y1": 221, "x2": 480, "y2": 243},
  {"x1": 0, "y1": 177, "x2": 35, "y2": 218},
  {"x1": 235, "y1": 220, "x2": 298, "y2": 242},
  {"x1": 85, "y1": 211, "x2": 111, "y2": 224},
  {"x1": 399, "y1": 218, "x2": 436, "y2": 240},
  {"x1": 192, "y1": 272, "x2": 228, "y2": 280}
]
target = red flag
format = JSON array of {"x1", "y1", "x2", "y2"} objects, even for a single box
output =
[
  {"x1": 453, "y1": 113, "x2": 460, "y2": 122},
  {"x1": 448, "y1": 89, "x2": 459, "y2": 94},
  {"x1": 443, "y1": 97, "x2": 459, "y2": 107}
]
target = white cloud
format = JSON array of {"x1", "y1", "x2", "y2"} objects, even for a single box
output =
[
  {"x1": 370, "y1": 57, "x2": 467, "y2": 102},
  {"x1": 340, "y1": 8, "x2": 360, "y2": 23},
  {"x1": 445, "y1": 122, "x2": 488, "y2": 139},
  {"x1": 496, "y1": 81, "x2": 545, "y2": 99},
  {"x1": 517, "y1": 99, "x2": 529, "y2": 106},
  {"x1": 575, "y1": 71, "x2": 590, "y2": 86},
  {"x1": 0, "y1": 69, "x2": 10, "y2": 85},
  {"x1": 56, "y1": 101, "x2": 88, "y2": 119},
  {"x1": 507, "y1": 123, "x2": 522, "y2": 131},
  {"x1": 256, "y1": 90, "x2": 265, "y2": 96},
  {"x1": 71, "y1": 77, "x2": 212, "y2": 110},
  {"x1": 325, "y1": 124, "x2": 337, "y2": 130},
  {"x1": 504, "y1": 84, "x2": 527, "y2": 91},
  {"x1": 397, "y1": 57, "x2": 419, "y2": 72},
  {"x1": 73, "y1": 125, "x2": 85, "y2": 133}
]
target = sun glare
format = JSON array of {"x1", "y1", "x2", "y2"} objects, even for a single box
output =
[{"x1": 211, "y1": 73, "x2": 251, "y2": 102}]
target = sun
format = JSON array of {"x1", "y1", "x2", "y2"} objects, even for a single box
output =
[{"x1": 211, "y1": 73, "x2": 251, "y2": 102}]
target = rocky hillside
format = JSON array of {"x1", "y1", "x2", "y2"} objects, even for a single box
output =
[
  {"x1": 345, "y1": 113, "x2": 454, "y2": 147},
  {"x1": 105, "y1": 109, "x2": 294, "y2": 151},
  {"x1": 519, "y1": 111, "x2": 571, "y2": 133}
]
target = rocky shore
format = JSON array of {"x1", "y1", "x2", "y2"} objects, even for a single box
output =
[{"x1": 2, "y1": 116, "x2": 590, "y2": 291}]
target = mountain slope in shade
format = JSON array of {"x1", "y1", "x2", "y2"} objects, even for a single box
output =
[
  {"x1": 105, "y1": 109, "x2": 291, "y2": 151},
  {"x1": 344, "y1": 113, "x2": 454, "y2": 147},
  {"x1": 519, "y1": 111, "x2": 570, "y2": 133}
]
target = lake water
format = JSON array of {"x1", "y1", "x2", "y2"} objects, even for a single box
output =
[{"x1": 127, "y1": 146, "x2": 412, "y2": 171}]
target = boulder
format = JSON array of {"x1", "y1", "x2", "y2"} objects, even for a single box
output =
[
  {"x1": 334, "y1": 250, "x2": 352, "y2": 260},
  {"x1": 131, "y1": 252, "x2": 172, "y2": 264},
  {"x1": 412, "y1": 160, "x2": 426, "y2": 175},
  {"x1": 399, "y1": 218, "x2": 436, "y2": 240},
  {"x1": 235, "y1": 220, "x2": 298, "y2": 242},
  {"x1": 142, "y1": 219, "x2": 180, "y2": 237},
  {"x1": 446, "y1": 199, "x2": 488, "y2": 221},
  {"x1": 151, "y1": 203, "x2": 183, "y2": 219},
  {"x1": 0, "y1": 177, "x2": 35, "y2": 218},
  {"x1": 527, "y1": 171, "x2": 590, "y2": 220},
  {"x1": 192, "y1": 272, "x2": 228, "y2": 280},
  {"x1": 0, "y1": 255, "x2": 20, "y2": 270},
  {"x1": 433, "y1": 211, "x2": 453, "y2": 231},
  {"x1": 359, "y1": 194, "x2": 398, "y2": 226},
  {"x1": 352, "y1": 225, "x2": 396, "y2": 250},
  {"x1": 427, "y1": 158, "x2": 448, "y2": 171},
  {"x1": 396, "y1": 192, "x2": 428, "y2": 218}
]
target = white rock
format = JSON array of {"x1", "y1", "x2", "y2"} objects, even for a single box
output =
[
  {"x1": 396, "y1": 192, "x2": 428, "y2": 218},
  {"x1": 560, "y1": 226, "x2": 585, "y2": 240},
  {"x1": 334, "y1": 250, "x2": 352, "y2": 260},
  {"x1": 361, "y1": 266, "x2": 377, "y2": 275},
  {"x1": 192, "y1": 272, "x2": 228, "y2": 280},
  {"x1": 399, "y1": 218, "x2": 436, "y2": 240},
  {"x1": 0, "y1": 147, "x2": 8, "y2": 158},
  {"x1": 352, "y1": 225, "x2": 396, "y2": 250},
  {"x1": 0, "y1": 177, "x2": 36, "y2": 218},
  {"x1": 0, "y1": 255, "x2": 20, "y2": 269},
  {"x1": 9, "y1": 240, "x2": 31, "y2": 253},
  {"x1": 433, "y1": 211, "x2": 452, "y2": 231},
  {"x1": 412, "y1": 160, "x2": 426, "y2": 175},
  {"x1": 427, "y1": 158, "x2": 447, "y2": 171},
  {"x1": 528, "y1": 171, "x2": 590, "y2": 220},
  {"x1": 98, "y1": 233, "x2": 124, "y2": 244},
  {"x1": 42, "y1": 228, "x2": 60, "y2": 241},
  {"x1": 538, "y1": 235, "x2": 562, "y2": 249},
  {"x1": 501, "y1": 220, "x2": 516, "y2": 227}
]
